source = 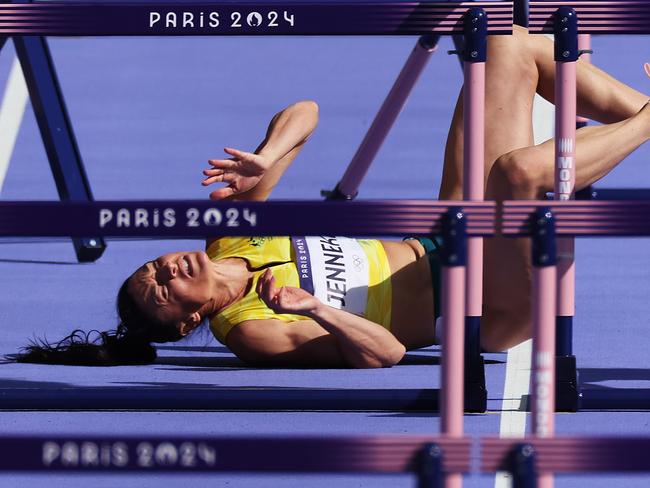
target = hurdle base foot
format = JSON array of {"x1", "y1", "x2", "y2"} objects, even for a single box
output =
[
  {"x1": 464, "y1": 355, "x2": 487, "y2": 413},
  {"x1": 555, "y1": 355, "x2": 580, "y2": 412},
  {"x1": 73, "y1": 237, "x2": 106, "y2": 263}
]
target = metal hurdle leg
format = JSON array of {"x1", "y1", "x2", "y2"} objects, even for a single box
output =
[
  {"x1": 440, "y1": 207, "x2": 467, "y2": 488},
  {"x1": 530, "y1": 208, "x2": 558, "y2": 488},
  {"x1": 573, "y1": 33, "x2": 593, "y2": 201},
  {"x1": 11, "y1": 33, "x2": 105, "y2": 263},
  {"x1": 514, "y1": 0, "x2": 529, "y2": 28},
  {"x1": 557, "y1": 32, "x2": 592, "y2": 412},
  {"x1": 324, "y1": 34, "x2": 440, "y2": 200},
  {"x1": 460, "y1": 8, "x2": 487, "y2": 413},
  {"x1": 552, "y1": 7, "x2": 579, "y2": 413},
  {"x1": 510, "y1": 443, "x2": 537, "y2": 488},
  {"x1": 417, "y1": 443, "x2": 444, "y2": 488}
]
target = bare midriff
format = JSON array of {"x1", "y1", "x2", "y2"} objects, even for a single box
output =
[{"x1": 379, "y1": 239, "x2": 436, "y2": 350}]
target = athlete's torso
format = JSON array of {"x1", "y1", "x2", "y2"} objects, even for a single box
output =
[{"x1": 206, "y1": 236, "x2": 395, "y2": 344}]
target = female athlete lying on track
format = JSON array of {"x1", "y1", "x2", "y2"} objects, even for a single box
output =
[{"x1": 16, "y1": 27, "x2": 650, "y2": 368}]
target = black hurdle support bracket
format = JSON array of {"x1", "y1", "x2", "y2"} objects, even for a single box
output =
[
  {"x1": 514, "y1": 0, "x2": 529, "y2": 28},
  {"x1": 416, "y1": 443, "x2": 444, "y2": 488},
  {"x1": 3, "y1": 1, "x2": 105, "y2": 262},
  {"x1": 510, "y1": 443, "x2": 537, "y2": 488}
]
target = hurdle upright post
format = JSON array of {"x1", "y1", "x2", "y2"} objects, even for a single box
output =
[
  {"x1": 461, "y1": 7, "x2": 487, "y2": 402},
  {"x1": 440, "y1": 207, "x2": 467, "y2": 488},
  {"x1": 556, "y1": 30, "x2": 591, "y2": 412},
  {"x1": 552, "y1": 7, "x2": 578, "y2": 415},
  {"x1": 326, "y1": 34, "x2": 441, "y2": 200},
  {"x1": 530, "y1": 208, "x2": 557, "y2": 488}
]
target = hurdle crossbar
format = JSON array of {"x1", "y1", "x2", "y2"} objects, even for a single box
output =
[
  {"x1": 0, "y1": 1, "x2": 514, "y2": 36},
  {"x1": 5, "y1": 434, "x2": 650, "y2": 476},
  {"x1": 482, "y1": 436, "x2": 650, "y2": 474},
  {"x1": 0, "y1": 434, "x2": 472, "y2": 477},
  {"x1": 502, "y1": 200, "x2": 650, "y2": 236},
  {"x1": 0, "y1": 200, "x2": 496, "y2": 238},
  {"x1": 529, "y1": 1, "x2": 650, "y2": 34}
]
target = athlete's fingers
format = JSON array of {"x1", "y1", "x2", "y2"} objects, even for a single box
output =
[
  {"x1": 207, "y1": 158, "x2": 238, "y2": 169},
  {"x1": 644, "y1": 62, "x2": 650, "y2": 78},
  {"x1": 203, "y1": 168, "x2": 225, "y2": 177},
  {"x1": 209, "y1": 186, "x2": 236, "y2": 200},
  {"x1": 223, "y1": 147, "x2": 251, "y2": 160},
  {"x1": 202, "y1": 176, "x2": 218, "y2": 186},
  {"x1": 202, "y1": 170, "x2": 226, "y2": 185},
  {"x1": 258, "y1": 270, "x2": 276, "y2": 305},
  {"x1": 256, "y1": 271, "x2": 266, "y2": 298},
  {"x1": 202, "y1": 171, "x2": 235, "y2": 186}
]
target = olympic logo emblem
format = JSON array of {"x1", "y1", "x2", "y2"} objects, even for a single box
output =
[{"x1": 352, "y1": 255, "x2": 364, "y2": 272}]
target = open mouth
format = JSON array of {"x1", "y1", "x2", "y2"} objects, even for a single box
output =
[{"x1": 181, "y1": 256, "x2": 192, "y2": 277}]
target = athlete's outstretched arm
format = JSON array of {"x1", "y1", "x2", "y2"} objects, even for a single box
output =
[
  {"x1": 252, "y1": 269, "x2": 406, "y2": 368},
  {"x1": 202, "y1": 100, "x2": 319, "y2": 201}
]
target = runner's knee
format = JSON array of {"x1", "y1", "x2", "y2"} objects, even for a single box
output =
[{"x1": 490, "y1": 150, "x2": 543, "y2": 199}]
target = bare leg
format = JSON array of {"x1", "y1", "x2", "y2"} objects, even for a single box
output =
[
  {"x1": 530, "y1": 34, "x2": 649, "y2": 124},
  {"x1": 482, "y1": 104, "x2": 650, "y2": 351},
  {"x1": 439, "y1": 26, "x2": 650, "y2": 200},
  {"x1": 439, "y1": 28, "x2": 538, "y2": 200}
]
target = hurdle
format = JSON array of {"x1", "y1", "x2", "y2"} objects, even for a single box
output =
[
  {"x1": 1, "y1": 198, "x2": 496, "y2": 487},
  {"x1": 0, "y1": 198, "x2": 496, "y2": 417},
  {"x1": 528, "y1": 0, "x2": 650, "y2": 411},
  {"x1": 323, "y1": 2, "x2": 502, "y2": 414},
  {"x1": 483, "y1": 436, "x2": 650, "y2": 487},
  {"x1": 0, "y1": 0, "x2": 512, "y2": 265},
  {"x1": 0, "y1": 434, "x2": 473, "y2": 486},
  {"x1": 0, "y1": 0, "x2": 513, "y2": 414},
  {"x1": 502, "y1": 198, "x2": 650, "y2": 487},
  {"x1": 3, "y1": 433, "x2": 650, "y2": 487}
]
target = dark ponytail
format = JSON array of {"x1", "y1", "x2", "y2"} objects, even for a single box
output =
[{"x1": 12, "y1": 279, "x2": 183, "y2": 366}]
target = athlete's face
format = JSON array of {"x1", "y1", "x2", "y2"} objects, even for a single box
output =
[{"x1": 128, "y1": 251, "x2": 214, "y2": 326}]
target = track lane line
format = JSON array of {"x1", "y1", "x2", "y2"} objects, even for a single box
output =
[{"x1": 494, "y1": 339, "x2": 532, "y2": 488}]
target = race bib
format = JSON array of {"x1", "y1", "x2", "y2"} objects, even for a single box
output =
[{"x1": 291, "y1": 236, "x2": 369, "y2": 316}]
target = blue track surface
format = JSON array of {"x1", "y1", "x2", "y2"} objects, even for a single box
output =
[{"x1": 0, "y1": 33, "x2": 649, "y2": 487}]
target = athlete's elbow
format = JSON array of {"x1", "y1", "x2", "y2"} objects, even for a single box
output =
[
  {"x1": 294, "y1": 100, "x2": 319, "y2": 130},
  {"x1": 351, "y1": 344, "x2": 406, "y2": 369},
  {"x1": 383, "y1": 343, "x2": 407, "y2": 367},
  {"x1": 295, "y1": 100, "x2": 319, "y2": 117}
]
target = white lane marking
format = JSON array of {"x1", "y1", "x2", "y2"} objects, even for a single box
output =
[
  {"x1": 533, "y1": 93, "x2": 555, "y2": 145},
  {"x1": 532, "y1": 34, "x2": 557, "y2": 147},
  {"x1": 494, "y1": 339, "x2": 532, "y2": 488},
  {"x1": 0, "y1": 56, "x2": 29, "y2": 195}
]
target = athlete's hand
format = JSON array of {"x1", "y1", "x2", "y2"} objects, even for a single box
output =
[
  {"x1": 257, "y1": 269, "x2": 321, "y2": 315},
  {"x1": 202, "y1": 147, "x2": 273, "y2": 200}
]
